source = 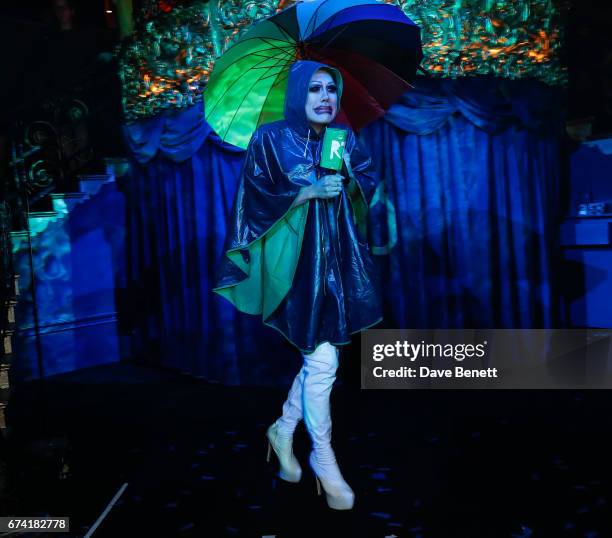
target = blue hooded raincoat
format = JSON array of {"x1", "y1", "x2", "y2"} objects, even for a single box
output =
[{"x1": 213, "y1": 60, "x2": 383, "y2": 353}]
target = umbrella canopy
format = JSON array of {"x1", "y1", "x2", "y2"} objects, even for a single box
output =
[{"x1": 205, "y1": 0, "x2": 422, "y2": 149}]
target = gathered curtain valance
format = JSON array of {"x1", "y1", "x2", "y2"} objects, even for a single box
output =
[{"x1": 123, "y1": 77, "x2": 562, "y2": 165}]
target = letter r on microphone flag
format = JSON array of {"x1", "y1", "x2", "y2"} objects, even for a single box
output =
[{"x1": 320, "y1": 128, "x2": 347, "y2": 171}]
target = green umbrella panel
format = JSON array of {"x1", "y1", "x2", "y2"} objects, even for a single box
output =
[{"x1": 204, "y1": 20, "x2": 298, "y2": 149}]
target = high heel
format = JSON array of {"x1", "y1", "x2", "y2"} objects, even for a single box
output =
[
  {"x1": 309, "y1": 451, "x2": 354, "y2": 510},
  {"x1": 266, "y1": 422, "x2": 302, "y2": 483}
]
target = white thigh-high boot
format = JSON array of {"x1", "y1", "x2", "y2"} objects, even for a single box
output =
[
  {"x1": 266, "y1": 367, "x2": 305, "y2": 482},
  {"x1": 302, "y1": 342, "x2": 354, "y2": 510},
  {"x1": 276, "y1": 366, "x2": 306, "y2": 436}
]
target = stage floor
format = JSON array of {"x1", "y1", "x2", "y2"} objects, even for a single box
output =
[{"x1": 3, "y1": 362, "x2": 612, "y2": 537}]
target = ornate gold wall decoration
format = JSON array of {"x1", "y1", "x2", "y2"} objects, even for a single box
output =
[{"x1": 118, "y1": 0, "x2": 565, "y2": 122}]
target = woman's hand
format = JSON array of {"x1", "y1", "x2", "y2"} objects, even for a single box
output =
[
  {"x1": 310, "y1": 174, "x2": 344, "y2": 199},
  {"x1": 291, "y1": 174, "x2": 344, "y2": 208}
]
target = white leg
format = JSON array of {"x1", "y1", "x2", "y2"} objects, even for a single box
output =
[
  {"x1": 301, "y1": 342, "x2": 354, "y2": 510},
  {"x1": 275, "y1": 366, "x2": 306, "y2": 437},
  {"x1": 266, "y1": 364, "x2": 306, "y2": 483},
  {"x1": 302, "y1": 342, "x2": 338, "y2": 463}
]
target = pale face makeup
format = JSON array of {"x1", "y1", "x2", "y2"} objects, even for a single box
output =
[{"x1": 304, "y1": 70, "x2": 338, "y2": 134}]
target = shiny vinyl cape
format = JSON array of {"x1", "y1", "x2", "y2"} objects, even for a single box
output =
[{"x1": 213, "y1": 61, "x2": 383, "y2": 353}]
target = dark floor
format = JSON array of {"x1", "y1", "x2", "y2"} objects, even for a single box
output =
[{"x1": 2, "y1": 361, "x2": 612, "y2": 537}]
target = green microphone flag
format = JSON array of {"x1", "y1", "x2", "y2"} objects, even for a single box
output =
[{"x1": 320, "y1": 128, "x2": 347, "y2": 171}]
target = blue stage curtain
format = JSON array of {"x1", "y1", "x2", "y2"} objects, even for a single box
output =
[
  {"x1": 122, "y1": 78, "x2": 564, "y2": 385},
  {"x1": 361, "y1": 77, "x2": 564, "y2": 329}
]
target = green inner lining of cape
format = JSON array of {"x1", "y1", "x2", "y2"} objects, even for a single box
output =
[{"x1": 213, "y1": 202, "x2": 309, "y2": 320}]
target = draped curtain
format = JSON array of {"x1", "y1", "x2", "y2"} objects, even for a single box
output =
[
  {"x1": 122, "y1": 77, "x2": 564, "y2": 386},
  {"x1": 361, "y1": 77, "x2": 564, "y2": 330}
]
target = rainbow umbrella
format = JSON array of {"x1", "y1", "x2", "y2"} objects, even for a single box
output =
[{"x1": 205, "y1": 0, "x2": 422, "y2": 149}]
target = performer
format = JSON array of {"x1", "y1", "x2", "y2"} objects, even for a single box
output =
[{"x1": 214, "y1": 60, "x2": 383, "y2": 510}]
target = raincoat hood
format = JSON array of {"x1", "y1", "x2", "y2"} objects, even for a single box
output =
[{"x1": 284, "y1": 60, "x2": 344, "y2": 138}]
